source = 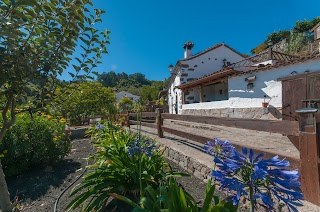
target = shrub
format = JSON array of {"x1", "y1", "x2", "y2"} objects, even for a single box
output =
[
  {"x1": 0, "y1": 113, "x2": 71, "y2": 177},
  {"x1": 68, "y1": 122, "x2": 170, "y2": 211},
  {"x1": 113, "y1": 178, "x2": 238, "y2": 212}
]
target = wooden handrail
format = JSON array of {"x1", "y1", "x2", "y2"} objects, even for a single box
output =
[
  {"x1": 129, "y1": 120, "x2": 157, "y2": 129},
  {"x1": 128, "y1": 112, "x2": 157, "y2": 118},
  {"x1": 161, "y1": 113, "x2": 299, "y2": 136}
]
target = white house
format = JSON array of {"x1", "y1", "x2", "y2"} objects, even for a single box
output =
[
  {"x1": 116, "y1": 91, "x2": 140, "y2": 103},
  {"x1": 167, "y1": 41, "x2": 245, "y2": 114},
  {"x1": 168, "y1": 42, "x2": 320, "y2": 120}
]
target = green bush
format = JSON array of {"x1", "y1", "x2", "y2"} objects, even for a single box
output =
[
  {"x1": 113, "y1": 178, "x2": 237, "y2": 212},
  {"x1": 68, "y1": 122, "x2": 170, "y2": 211},
  {"x1": 0, "y1": 113, "x2": 71, "y2": 177}
]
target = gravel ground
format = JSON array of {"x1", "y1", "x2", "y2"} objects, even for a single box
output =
[{"x1": 7, "y1": 139, "x2": 95, "y2": 212}]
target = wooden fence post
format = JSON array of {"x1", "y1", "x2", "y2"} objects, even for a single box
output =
[
  {"x1": 156, "y1": 108, "x2": 163, "y2": 138},
  {"x1": 126, "y1": 111, "x2": 130, "y2": 128},
  {"x1": 296, "y1": 108, "x2": 320, "y2": 205}
]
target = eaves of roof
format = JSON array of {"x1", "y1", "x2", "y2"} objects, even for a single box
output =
[
  {"x1": 230, "y1": 52, "x2": 320, "y2": 78},
  {"x1": 179, "y1": 42, "x2": 244, "y2": 62},
  {"x1": 176, "y1": 68, "x2": 237, "y2": 90}
]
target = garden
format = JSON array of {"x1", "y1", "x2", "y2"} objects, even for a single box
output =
[
  {"x1": 63, "y1": 121, "x2": 303, "y2": 212},
  {"x1": 0, "y1": 0, "x2": 304, "y2": 211},
  {"x1": 1, "y1": 113, "x2": 304, "y2": 211}
]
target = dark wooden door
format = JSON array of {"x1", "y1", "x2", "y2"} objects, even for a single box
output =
[
  {"x1": 308, "y1": 74, "x2": 320, "y2": 100},
  {"x1": 282, "y1": 77, "x2": 307, "y2": 121},
  {"x1": 281, "y1": 72, "x2": 320, "y2": 120},
  {"x1": 308, "y1": 74, "x2": 320, "y2": 121}
]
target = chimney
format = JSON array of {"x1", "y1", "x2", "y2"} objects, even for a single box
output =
[{"x1": 183, "y1": 41, "x2": 194, "y2": 59}]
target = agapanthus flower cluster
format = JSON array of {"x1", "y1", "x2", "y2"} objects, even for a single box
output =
[
  {"x1": 211, "y1": 147, "x2": 303, "y2": 211},
  {"x1": 203, "y1": 139, "x2": 303, "y2": 211},
  {"x1": 95, "y1": 124, "x2": 105, "y2": 130},
  {"x1": 203, "y1": 138, "x2": 234, "y2": 158},
  {"x1": 127, "y1": 139, "x2": 157, "y2": 157}
]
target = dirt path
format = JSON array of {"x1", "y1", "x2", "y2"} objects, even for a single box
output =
[{"x1": 8, "y1": 139, "x2": 94, "y2": 212}]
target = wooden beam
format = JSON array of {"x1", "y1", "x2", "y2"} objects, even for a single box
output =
[
  {"x1": 202, "y1": 78, "x2": 225, "y2": 87},
  {"x1": 129, "y1": 112, "x2": 157, "y2": 118},
  {"x1": 297, "y1": 111, "x2": 320, "y2": 205},
  {"x1": 161, "y1": 114, "x2": 299, "y2": 136},
  {"x1": 129, "y1": 120, "x2": 157, "y2": 129},
  {"x1": 182, "y1": 90, "x2": 185, "y2": 105},
  {"x1": 176, "y1": 69, "x2": 237, "y2": 90},
  {"x1": 156, "y1": 108, "x2": 163, "y2": 138}
]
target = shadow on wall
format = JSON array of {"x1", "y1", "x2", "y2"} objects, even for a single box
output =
[{"x1": 268, "y1": 105, "x2": 283, "y2": 119}]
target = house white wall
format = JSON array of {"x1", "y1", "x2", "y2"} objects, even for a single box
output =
[
  {"x1": 202, "y1": 83, "x2": 228, "y2": 102},
  {"x1": 116, "y1": 91, "x2": 140, "y2": 103},
  {"x1": 182, "y1": 58, "x2": 320, "y2": 111},
  {"x1": 180, "y1": 46, "x2": 244, "y2": 84},
  {"x1": 168, "y1": 44, "x2": 244, "y2": 114},
  {"x1": 168, "y1": 75, "x2": 182, "y2": 114}
]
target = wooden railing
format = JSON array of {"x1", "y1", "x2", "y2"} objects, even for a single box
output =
[
  {"x1": 128, "y1": 112, "x2": 157, "y2": 129},
  {"x1": 161, "y1": 113, "x2": 299, "y2": 136},
  {"x1": 126, "y1": 108, "x2": 320, "y2": 206}
]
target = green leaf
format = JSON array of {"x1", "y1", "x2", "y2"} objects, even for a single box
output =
[
  {"x1": 92, "y1": 71, "x2": 99, "y2": 76},
  {"x1": 203, "y1": 182, "x2": 216, "y2": 211},
  {"x1": 109, "y1": 193, "x2": 140, "y2": 208},
  {"x1": 68, "y1": 72, "x2": 75, "y2": 78}
]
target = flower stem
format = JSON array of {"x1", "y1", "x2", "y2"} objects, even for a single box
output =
[
  {"x1": 139, "y1": 154, "x2": 142, "y2": 198},
  {"x1": 249, "y1": 187, "x2": 254, "y2": 212}
]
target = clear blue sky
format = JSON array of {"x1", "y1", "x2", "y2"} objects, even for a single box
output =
[{"x1": 60, "y1": 0, "x2": 320, "y2": 81}]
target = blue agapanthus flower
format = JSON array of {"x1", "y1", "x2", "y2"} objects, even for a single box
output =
[
  {"x1": 212, "y1": 147, "x2": 303, "y2": 211},
  {"x1": 203, "y1": 138, "x2": 234, "y2": 158},
  {"x1": 95, "y1": 124, "x2": 105, "y2": 130},
  {"x1": 127, "y1": 139, "x2": 156, "y2": 157}
]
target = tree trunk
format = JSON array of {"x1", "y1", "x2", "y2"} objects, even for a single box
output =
[
  {"x1": 0, "y1": 120, "x2": 13, "y2": 212},
  {"x1": 0, "y1": 159, "x2": 12, "y2": 212}
]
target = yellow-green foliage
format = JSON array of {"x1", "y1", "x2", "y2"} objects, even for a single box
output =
[
  {"x1": 118, "y1": 96, "x2": 134, "y2": 112},
  {"x1": 251, "y1": 43, "x2": 268, "y2": 55},
  {"x1": 54, "y1": 81, "x2": 116, "y2": 125},
  {"x1": 0, "y1": 113, "x2": 70, "y2": 177}
]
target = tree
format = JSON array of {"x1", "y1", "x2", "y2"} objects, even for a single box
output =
[
  {"x1": 118, "y1": 96, "x2": 134, "y2": 112},
  {"x1": 0, "y1": 0, "x2": 110, "y2": 211},
  {"x1": 251, "y1": 16, "x2": 320, "y2": 55},
  {"x1": 55, "y1": 82, "x2": 116, "y2": 125},
  {"x1": 140, "y1": 81, "x2": 164, "y2": 102},
  {"x1": 97, "y1": 71, "x2": 118, "y2": 87},
  {"x1": 293, "y1": 17, "x2": 320, "y2": 33},
  {"x1": 128, "y1": 73, "x2": 150, "y2": 86}
]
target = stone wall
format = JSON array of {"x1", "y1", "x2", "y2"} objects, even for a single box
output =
[
  {"x1": 182, "y1": 107, "x2": 283, "y2": 120},
  {"x1": 161, "y1": 145, "x2": 212, "y2": 181}
]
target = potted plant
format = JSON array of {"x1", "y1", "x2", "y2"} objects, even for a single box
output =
[{"x1": 262, "y1": 95, "x2": 269, "y2": 108}]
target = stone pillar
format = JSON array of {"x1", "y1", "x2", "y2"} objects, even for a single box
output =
[{"x1": 199, "y1": 85, "x2": 203, "y2": 103}]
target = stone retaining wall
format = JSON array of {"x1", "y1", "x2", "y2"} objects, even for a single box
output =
[
  {"x1": 182, "y1": 107, "x2": 283, "y2": 120},
  {"x1": 161, "y1": 145, "x2": 212, "y2": 182}
]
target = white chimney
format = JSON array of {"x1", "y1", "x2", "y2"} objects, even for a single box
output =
[{"x1": 183, "y1": 41, "x2": 194, "y2": 59}]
